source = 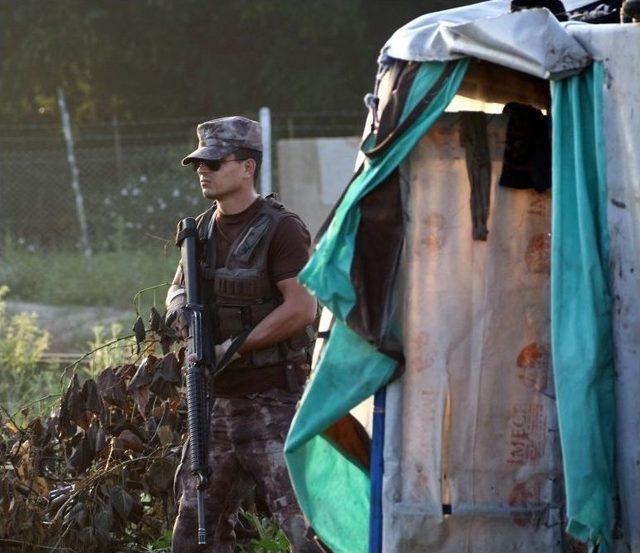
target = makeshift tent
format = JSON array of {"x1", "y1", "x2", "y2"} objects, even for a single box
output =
[{"x1": 285, "y1": 2, "x2": 640, "y2": 552}]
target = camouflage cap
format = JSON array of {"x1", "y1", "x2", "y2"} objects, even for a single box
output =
[{"x1": 181, "y1": 116, "x2": 262, "y2": 166}]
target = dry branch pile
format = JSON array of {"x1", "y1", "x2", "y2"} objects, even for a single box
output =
[{"x1": 0, "y1": 317, "x2": 184, "y2": 552}]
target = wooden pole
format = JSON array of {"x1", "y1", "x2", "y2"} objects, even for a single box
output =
[
  {"x1": 112, "y1": 114, "x2": 123, "y2": 185},
  {"x1": 57, "y1": 87, "x2": 92, "y2": 258}
]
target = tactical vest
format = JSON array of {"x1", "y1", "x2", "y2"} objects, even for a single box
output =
[{"x1": 196, "y1": 196, "x2": 315, "y2": 372}]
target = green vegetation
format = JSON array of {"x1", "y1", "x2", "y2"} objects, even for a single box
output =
[
  {"x1": 239, "y1": 510, "x2": 290, "y2": 553},
  {"x1": 0, "y1": 286, "x2": 53, "y2": 416},
  {"x1": 145, "y1": 530, "x2": 173, "y2": 552},
  {"x1": 0, "y1": 243, "x2": 178, "y2": 309},
  {"x1": 86, "y1": 323, "x2": 137, "y2": 374},
  {"x1": 0, "y1": 287, "x2": 49, "y2": 373}
]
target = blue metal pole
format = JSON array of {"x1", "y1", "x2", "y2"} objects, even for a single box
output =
[{"x1": 369, "y1": 386, "x2": 386, "y2": 553}]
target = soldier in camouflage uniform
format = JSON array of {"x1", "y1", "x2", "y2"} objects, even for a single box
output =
[{"x1": 165, "y1": 116, "x2": 322, "y2": 553}]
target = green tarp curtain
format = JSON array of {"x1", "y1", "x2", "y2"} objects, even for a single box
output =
[
  {"x1": 285, "y1": 321, "x2": 395, "y2": 553},
  {"x1": 285, "y1": 60, "x2": 469, "y2": 553},
  {"x1": 297, "y1": 60, "x2": 469, "y2": 320},
  {"x1": 551, "y1": 61, "x2": 615, "y2": 553}
]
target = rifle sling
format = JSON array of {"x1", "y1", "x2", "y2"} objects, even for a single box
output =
[{"x1": 214, "y1": 327, "x2": 253, "y2": 373}]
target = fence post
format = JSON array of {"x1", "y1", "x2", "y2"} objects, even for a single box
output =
[
  {"x1": 112, "y1": 114, "x2": 124, "y2": 185},
  {"x1": 259, "y1": 106, "x2": 272, "y2": 196},
  {"x1": 57, "y1": 87, "x2": 92, "y2": 258}
]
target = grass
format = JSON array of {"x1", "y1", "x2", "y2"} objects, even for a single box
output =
[
  {"x1": 238, "y1": 510, "x2": 290, "y2": 552},
  {"x1": 0, "y1": 241, "x2": 179, "y2": 310}
]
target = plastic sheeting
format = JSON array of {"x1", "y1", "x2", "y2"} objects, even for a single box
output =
[
  {"x1": 376, "y1": 21, "x2": 640, "y2": 553},
  {"x1": 287, "y1": 15, "x2": 640, "y2": 553},
  {"x1": 381, "y1": 1, "x2": 592, "y2": 79},
  {"x1": 382, "y1": 114, "x2": 563, "y2": 552},
  {"x1": 286, "y1": 320, "x2": 393, "y2": 553}
]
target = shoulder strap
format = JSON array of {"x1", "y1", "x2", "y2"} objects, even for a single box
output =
[
  {"x1": 225, "y1": 197, "x2": 288, "y2": 267},
  {"x1": 195, "y1": 204, "x2": 217, "y2": 278},
  {"x1": 233, "y1": 214, "x2": 272, "y2": 265},
  {"x1": 265, "y1": 193, "x2": 286, "y2": 211},
  {"x1": 195, "y1": 204, "x2": 216, "y2": 240}
]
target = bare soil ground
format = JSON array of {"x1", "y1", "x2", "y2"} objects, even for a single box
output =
[{"x1": 6, "y1": 300, "x2": 134, "y2": 353}]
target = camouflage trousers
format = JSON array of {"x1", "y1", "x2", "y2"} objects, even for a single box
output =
[{"x1": 171, "y1": 389, "x2": 320, "y2": 553}]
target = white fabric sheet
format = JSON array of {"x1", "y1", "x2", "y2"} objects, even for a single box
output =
[
  {"x1": 381, "y1": 1, "x2": 592, "y2": 79},
  {"x1": 383, "y1": 114, "x2": 562, "y2": 552}
]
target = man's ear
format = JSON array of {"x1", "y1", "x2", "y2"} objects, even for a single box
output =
[{"x1": 244, "y1": 158, "x2": 257, "y2": 180}]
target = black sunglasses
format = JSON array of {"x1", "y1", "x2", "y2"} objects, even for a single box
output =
[{"x1": 192, "y1": 158, "x2": 248, "y2": 172}]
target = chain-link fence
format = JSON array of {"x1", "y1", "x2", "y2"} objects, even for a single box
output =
[{"x1": 0, "y1": 110, "x2": 365, "y2": 252}]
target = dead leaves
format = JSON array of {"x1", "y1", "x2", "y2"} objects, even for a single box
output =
[
  {"x1": 96, "y1": 366, "x2": 129, "y2": 408},
  {"x1": 1, "y1": 341, "x2": 186, "y2": 552},
  {"x1": 150, "y1": 353, "x2": 181, "y2": 399},
  {"x1": 132, "y1": 316, "x2": 146, "y2": 354}
]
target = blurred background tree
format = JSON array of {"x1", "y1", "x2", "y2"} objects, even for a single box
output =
[
  {"x1": 0, "y1": 0, "x2": 471, "y2": 317},
  {"x1": 0, "y1": 0, "x2": 468, "y2": 124}
]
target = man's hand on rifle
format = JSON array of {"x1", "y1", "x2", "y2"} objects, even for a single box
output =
[
  {"x1": 165, "y1": 286, "x2": 189, "y2": 340},
  {"x1": 214, "y1": 338, "x2": 242, "y2": 368}
]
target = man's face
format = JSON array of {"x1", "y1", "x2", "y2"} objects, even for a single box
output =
[{"x1": 195, "y1": 155, "x2": 251, "y2": 201}]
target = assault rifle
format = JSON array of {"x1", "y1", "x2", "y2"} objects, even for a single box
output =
[
  {"x1": 176, "y1": 217, "x2": 209, "y2": 545},
  {"x1": 175, "y1": 217, "x2": 254, "y2": 544}
]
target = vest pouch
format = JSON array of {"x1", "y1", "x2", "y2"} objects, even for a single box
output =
[
  {"x1": 214, "y1": 274, "x2": 264, "y2": 301},
  {"x1": 247, "y1": 299, "x2": 285, "y2": 367},
  {"x1": 251, "y1": 345, "x2": 283, "y2": 367},
  {"x1": 215, "y1": 305, "x2": 246, "y2": 341}
]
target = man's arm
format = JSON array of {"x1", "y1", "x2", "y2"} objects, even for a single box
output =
[
  {"x1": 165, "y1": 265, "x2": 184, "y2": 307},
  {"x1": 237, "y1": 277, "x2": 317, "y2": 355},
  {"x1": 165, "y1": 264, "x2": 189, "y2": 340}
]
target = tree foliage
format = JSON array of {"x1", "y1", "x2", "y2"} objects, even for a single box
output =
[{"x1": 0, "y1": 0, "x2": 469, "y2": 123}]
